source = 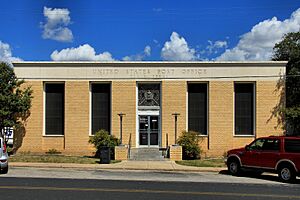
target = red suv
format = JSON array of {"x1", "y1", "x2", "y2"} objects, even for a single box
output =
[{"x1": 226, "y1": 136, "x2": 300, "y2": 182}]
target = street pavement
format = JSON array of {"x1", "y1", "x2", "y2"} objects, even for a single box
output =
[
  {"x1": 5, "y1": 160, "x2": 300, "y2": 184},
  {"x1": 2, "y1": 161, "x2": 300, "y2": 200},
  {"x1": 0, "y1": 177, "x2": 299, "y2": 200},
  {"x1": 3, "y1": 165, "x2": 299, "y2": 185}
]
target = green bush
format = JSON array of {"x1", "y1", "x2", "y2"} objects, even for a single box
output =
[
  {"x1": 177, "y1": 131, "x2": 202, "y2": 160},
  {"x1": 46, "y1": 148, "x2": 61, "y2": 155},
  {"x1": 88, "y1": 129, "x2": 120, "y2": 159}
]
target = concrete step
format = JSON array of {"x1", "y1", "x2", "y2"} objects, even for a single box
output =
[{"x1": 129, "y1": 148, "x2": 165, "y2": 161}]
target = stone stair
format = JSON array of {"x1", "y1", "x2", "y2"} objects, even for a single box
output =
[{"x1": 129, "y1": 148, "x2": 165, "y2": 161}]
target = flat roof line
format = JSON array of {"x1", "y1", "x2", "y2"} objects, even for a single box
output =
[{"x1": 12, "y1": 61, "x2": 288, "y2": 64}]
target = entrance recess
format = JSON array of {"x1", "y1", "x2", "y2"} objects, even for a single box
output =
[{"x1": 139, "y1": 115, "x2": 159, "y2": 146}]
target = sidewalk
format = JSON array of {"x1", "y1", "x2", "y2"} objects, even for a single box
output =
[{"x1": 10, "y1": 160, "x2": 226, "y2": 173}]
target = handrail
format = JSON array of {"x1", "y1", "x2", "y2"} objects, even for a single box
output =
[
  {"x1": 166, "y1": 133, "x2": 169, "y2": 158},
  {"x1": 127, "y1": 133, "x2": 132, "y2": 159},
  {"x1": 166, "y1": 133, "x2": 168, "y2": 148}
]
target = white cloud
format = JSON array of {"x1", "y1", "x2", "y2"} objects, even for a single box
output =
[
  {"x1": 161, "y1": 32, "x2": 196, "y2": 61},
  {"x1": 0, "y1": 41, "x2": 22, "y2": 62},
  {"x1": 122, "y1": 45, "x2": 151, "y2": 61},
  {"x1": 217, "y1": 8, "x2": 300, "y2": 61},
  {"x1": 41, "y1": 7, "x2": 73, "y2": 42},
  {"x1": 144, "y1": 45, "x2": 151, "y2": 56},
  {"x1": 153, "y1": 8, "x2": 162, "y2": 12},
  {"x1": 206, "y1": 40, "x2": 228, "y2": 54},
  {"x1": 51, "y1": 44, "x2": 114, "y2": 61}
]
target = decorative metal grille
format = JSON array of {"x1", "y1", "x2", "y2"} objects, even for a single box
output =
[{"x1": 138, "y1": 84, "x2": 160, "y2": 106}]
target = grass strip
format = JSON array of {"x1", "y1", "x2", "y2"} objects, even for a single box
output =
[{"x1": 9, "y1": 154, "x2": 120, "y2": 164}]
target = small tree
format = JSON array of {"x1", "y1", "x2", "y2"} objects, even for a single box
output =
[
  {"x1": 177, "y1": 131, "x2": 202, "y2": 160},
  {"x1": 0, "y1": 62, "x2": 32, "y2": 144},
  {"x1": 272, "y1": 31, "x2": 300, "y2": 135},
  {"x1": 89, "y1": 129, "x2": 120, "y2": 158}
]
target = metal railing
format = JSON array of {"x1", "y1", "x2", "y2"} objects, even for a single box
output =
[{"x1": 127, "y1": 133, "x2": 132, "y2": 159}]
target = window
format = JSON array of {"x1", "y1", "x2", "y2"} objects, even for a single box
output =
[
  {"x1": 235, "y1": 83, "x2": 255, "y2": 135},
  {"x1": 285, "y1": 139, "x2": 300, "y2": 153},
  {"x1": 91, "y1": 83, "x2": 110, "y2": 134},
  {"x1": 249, "y1": 138, "x2": 280, "y2": 151},
  {"x1": 188, "y1": 83, "x2": 207, "y2": 135},
  {"x1": 45, "y1": 83, "x2": 64, "y2": 135}
]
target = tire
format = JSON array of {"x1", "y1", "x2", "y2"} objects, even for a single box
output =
[
  {"x1": 278, "y1": 165, "x2": 296, "y2": 183},
  {"x1": 1, "y1": 166, "x2": 8, "y2": 174},
  {"x1": 227, "y1": 159, "x2": 241, "y2": 176}
]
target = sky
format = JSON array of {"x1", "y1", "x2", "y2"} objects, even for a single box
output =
[{"x1": 0, "y1": 0, "x2": 300, "y2": 62}]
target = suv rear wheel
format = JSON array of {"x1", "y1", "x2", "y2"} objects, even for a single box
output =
[
  {"x1": 227, "y1": 159, "x2": 241, "y2": 176},
  {"x1": 0, "y1": 166, "x2": 8, "y2": 174},
  {"x1": 278, "y1": 165, "x2": 296, "y2": 183}
]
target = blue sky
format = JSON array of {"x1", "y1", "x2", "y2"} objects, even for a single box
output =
[{"x1": 0, "y1": 0, "x2": 300, "y2": 61}]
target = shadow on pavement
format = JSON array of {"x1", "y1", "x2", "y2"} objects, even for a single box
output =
[{"x1": 218, "y1": 170, "x2": 300, "y2": 184}]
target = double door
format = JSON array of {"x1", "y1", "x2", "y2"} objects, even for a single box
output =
[{"x1": 139, "y1": 115, "x2": 159, "y2": 146}]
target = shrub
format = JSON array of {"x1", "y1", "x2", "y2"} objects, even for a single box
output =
[
  {"x1": 46, "y1": 148, "x2": 61, "y2": 155},
  {"x1": 177, "y1": 131, "x2": 202, "y2": 160},
  {"x1": 88, "y1": 129, "x2": 120, "y2": 159}
]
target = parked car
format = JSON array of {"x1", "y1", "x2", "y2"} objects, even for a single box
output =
[
  {"x1": 225, "y1": 136, "x2": 300, "y2": 182},
  {"x1": 0, "y1": 137, "x2": 8, "y2": 174}
]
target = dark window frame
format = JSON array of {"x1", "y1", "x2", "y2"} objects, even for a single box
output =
[
  {"x1": 90, "y1": 83, "x2": 111, "y2": 135},
  {"x1": 284, "y1": 139, "x2": 300, "y2": 153},
  {"x1": 234, "y1": 82, "x2": 256, "y2": 136},
  {"x1": 44, "y1": 82, "x2": 65, "y2": 136},
  {"x1": 188, "y1": 83, "x2": 208, "y2": 135}
]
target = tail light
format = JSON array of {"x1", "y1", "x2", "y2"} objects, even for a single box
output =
[{"x1": 2, "y1": 142, "x2": 6, "y2": 153}]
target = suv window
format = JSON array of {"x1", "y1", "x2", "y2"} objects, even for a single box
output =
[
  {"x1": 249, "y1": 138, "x2": 280, "y2": 151},
  {"x1": 285, "y1": 139, "x2": 300, "y2": 153},
  {"x1": 249, "y1": 139, "x2": 264, "y2": 150},
  {"x1": 262, "y1": 139, "x2": 280, "y2": 151}
]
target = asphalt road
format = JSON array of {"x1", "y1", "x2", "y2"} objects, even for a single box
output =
[
  {"x1": 0, "y1": 177, "x2": 299, "y2": 200},
  {"x1": 0, "y1": 167, "x2": 299, "y2": 199}
]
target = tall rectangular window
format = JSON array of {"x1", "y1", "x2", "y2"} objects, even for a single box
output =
[
  {"x1": 91, "y1": 83, "x2": 110, "y2": 134},
  {"x1": 188, "y1": 83, "x2": 207, "y2": 135},
  {"x1": 45, "y1": 83, "x2": 64, "y2": 135},
  {"x1": 235, "y1": 83, "x2": 255, "y2": 135}
]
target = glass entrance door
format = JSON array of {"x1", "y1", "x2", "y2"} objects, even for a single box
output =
[{"x1": 139, "y1": 115, "x2": 159, "y2": 146}]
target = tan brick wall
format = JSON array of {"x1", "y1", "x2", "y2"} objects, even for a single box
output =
[
  {"x1": 115, "y1": 146, "x2": 128, "y2": 160},
  {"x1": 18, "y1": 79, "x2": 283, "y2": 158},
  {"x1": 205, "y1": 80, "x2": 283, "y2": 157},
  {"x1": 42, "y1": 137, "x2": 64, "y2": 151},
  {"x1": 111, "y1": 81, "x2": 136, "y2": 147},
  {"x1": 64, "y1": 81, "x2": 92, "y2": 155},
  {"x1": 17, "y1": 81, "x2": 44, "y2": 153},
  {"x1": 17, "y1": 81, "x2": 94, "y2": 155},
  {"x1": 256, "y1": 81, "x2": 284, "y2": 137},
  {"x1": 161, "y1": 81, "x2": 187, "y2": 147},
  {"x1": 170, "y1": 145, "x2": 182, "y2": 161},
  {"x1": 208, "y1": 81, "x2": 236, "y2": 157}
]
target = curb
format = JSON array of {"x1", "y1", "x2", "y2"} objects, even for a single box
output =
[{"x1": 9, "y1": 162, "x2": 226, "y2": 173}]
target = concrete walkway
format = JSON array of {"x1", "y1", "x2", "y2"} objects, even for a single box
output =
[{"x1": 10, "y1": 160, "x2": 225, "y2": 172}]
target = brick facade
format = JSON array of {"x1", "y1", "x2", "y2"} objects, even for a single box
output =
[{"x1": 13, "y1": 62, "x2": 285, "y2": 158}]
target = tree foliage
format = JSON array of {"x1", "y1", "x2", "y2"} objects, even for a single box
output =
[
  {"x1": 272, "y1": 31, "x2": 300, "y2": 135},
  {"x1": 88, "y1": 129, "x2": 120, "y2": 158},
  {"x1": 177, "y1": 131, "x2": 202, "y2": 160},
  {"x1": 0, "y1": 62, "x2": 32, "y2": 138}
]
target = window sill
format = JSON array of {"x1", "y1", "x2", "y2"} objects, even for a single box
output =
[
  {"x1": 234, "y1": 135, "x2": 255, "y2": 137},
  {"x1": 197, "y1": 135, "x2": 208, "y2": 137},
  {"x1": 43, "y1": 135, "x2": 64, "y2": 137}
]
